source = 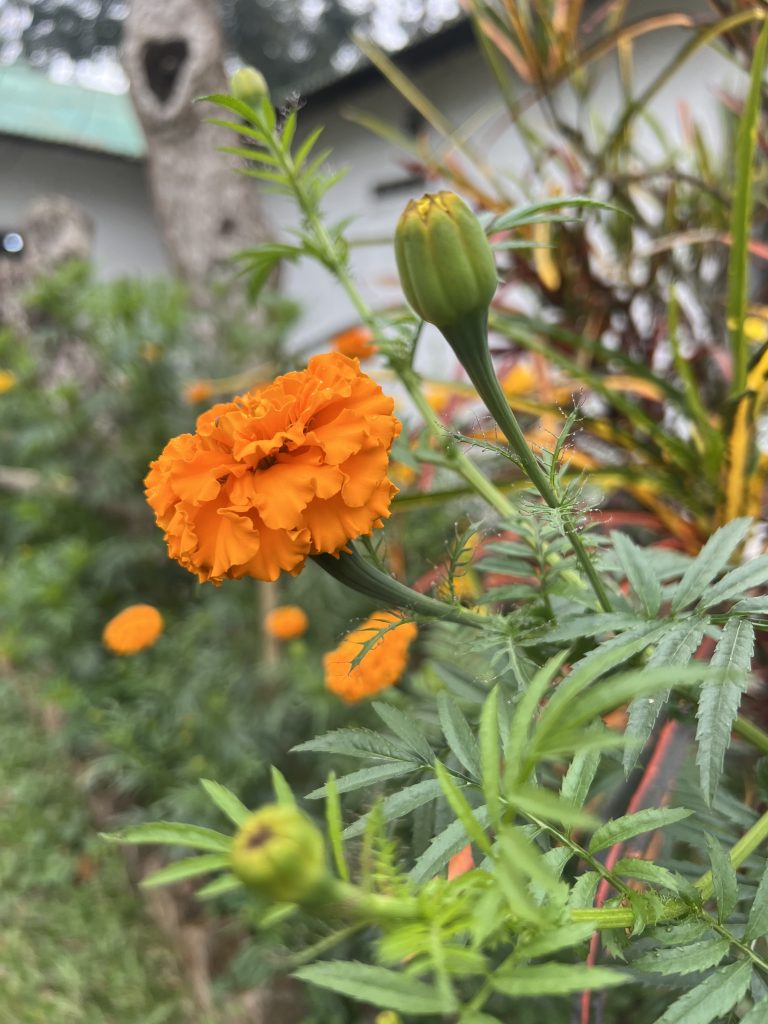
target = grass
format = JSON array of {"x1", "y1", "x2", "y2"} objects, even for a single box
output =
[{"x1": 0, "y1": 677, "x2": 194, "y2": 1024}]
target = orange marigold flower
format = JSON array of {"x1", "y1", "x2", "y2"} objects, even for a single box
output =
[
  {"x1": 0, "y1": 369, "x2": 16, "y2": 394},
  {"x1": 103, "y1": 604, "x2": 164, "y2": 655},
  {"x1": 183, "y1": 379, "x2": 215, "y2": 404},
  {"x1": 145, "y1": 352, "x2": 401, "y2": 584},
  {"x1": 323, "y1": 611, "x2": 417, "y2": 703},
  {"x1": 331, "y1": 326, "x2": 378, "y2": 360},
  {"x1": 264, "y1": 604, "x2": 309, "y2": 640}
]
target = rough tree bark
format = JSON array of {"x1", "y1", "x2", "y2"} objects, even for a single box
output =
[{"x1": 120, "y1": 0, "x2": 271, "y2": 302}]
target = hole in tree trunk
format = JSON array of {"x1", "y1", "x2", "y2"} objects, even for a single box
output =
[{"x1": 143, "y1": 39, "x2": 189, "y2": 103}]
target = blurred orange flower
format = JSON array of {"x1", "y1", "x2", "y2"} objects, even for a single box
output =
[
  {"x1": 183, "y1": 379, "x2": 215, "y2": 404},
  {"x1": 0, "y1": 369, "x2": 16, "y2": 393},
  {"x1": 103, "y1": 604, "x2": 164, "y2": 655},
  {"x1": 145, "y1": 352, "x2": 401, "y2": 583},
  {"x1": 331, "y1": 326, "x2": 377, "y2": 360},
  {"x1": 264, "y1": 604, "x2": 308, "y2": 640},
  {"x1": 323, "y1": 611, "x2": 417, "y2": 702}
]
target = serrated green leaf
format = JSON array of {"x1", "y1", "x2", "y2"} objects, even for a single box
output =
[
  {"x1": 624, "y1": 618, "x2": 708, "y2": 773},
  {"x1": 437, "y1": 692, "x2": 481, "y2": 779},
  {"x1": 745, "y1": 857, "x2": 768, "y2": 940},
  {"x1": 200, "y1": 779, "x2": 250, "y2": 827},
  {"x1": 560, "y1": 744, "x2": 601, "y2": 811},
  {"x1": 140, "y1": 853, "x2": 230, "y2": 888},
  {"x1": 373, "y1": 703, "x2": 433, "y2": 763},
  {"x1": 632, "y1": 938, "x2": 730, "y2": 976},
  {"x1": 505, "y1": 651, "x2": 568, "y2": 784},
  {"x1": 306, "y1": 761, "x2": 419, "y2": 799},
  {"x1": 343, "y1": 779, "x2": 442, "y2": 839},
  {"x1": 568, "y1": 870, "x2": 600, "y2": 909},
  {"x1": 647, "y1": 919, "x2": 710, "y2": 946},
  {"x1": 613, "y1": 858, "x2": 684, "y2": 894},
  {"x1": 292, "y1": 961, "x2": 456, "y2": 1014},
  {"x1": 434, "y1": 761, "x2": 492, "y2": 855},
  {"x1": 292, "y1": 727, "x2": 411, "y2": 761},
  {"x1": 492, "y1": 964, "x2": 630, "y2": 996},
  {"x1": 705, "y1": 833, "x2": 739, "y2": 923},
  {"x1": 270, "y1": 765, "x2": 297, "y2": 806},
  {"x1": 698, "y1": 555, "x2": 768, "y2": 609},
  {"x1": 480, "y1": 687, "x2": 501, "y2": 828},
  {"x1": 739, "y1": 997, "x2": 768, "y2": 1023},
  {"x1": 671, "y1": 518, "x2": 752, "y2": 612},
  {"x1": 696, "y1": 618, "x2": 754, "y2": 804},
  {"x1": 611, "y1": 531, "x2": 663, "y2": 616},
  {"x1": 732, "y1": 596, "x2": 768, "y2": 615},
  {"x1": 324, "y1": 772, "x2": 348, "y2": 882},
  {"x1": 506, "y1": 783, "x2": 597, "y2": 829},
  {"x1": 196, "y1": 873, "x2": 243, "y2": 900},
  {"x1": 588, "y1": 807, "x2": 692, "y2": 855},
  {"x1": 410, "y1": 807, "x2": 490, "y2": 882},
  {"x1": 103, "y1": 822, "x2": 231, "y2": 853},
  {"x1": 650, "y1": 959, "x2": 751, "y2": 1024}
]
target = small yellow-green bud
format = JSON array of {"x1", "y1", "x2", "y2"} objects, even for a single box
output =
[
  {"x1": 230, "y1": 66, "x2": 270, "y2": 105},
  {"x1": 375, "y1": 1013, "x2": 403, "y2": 1024},
  {"x1": 394, "y1": 191, "x2": 497, "y2": 330},
  {"x1": 231, "y1": 804, "x2": 327, "y2": 903}
]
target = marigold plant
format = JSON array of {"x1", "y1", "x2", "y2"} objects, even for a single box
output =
[
  {"x1": 264, "y1": 604, "x2": 309, "y2": 640},
  {"x1": 102, "y1": 604, "x2": 164, "y2": 656},
  {"x1": 323, "y1": 611, "x2": 418, "y2": 702},
  {"x1": 145, "y1": 352, "x2": 401, "y2": 583}
]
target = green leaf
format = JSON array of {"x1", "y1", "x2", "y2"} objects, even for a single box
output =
[
  {"x1": 200, "y1": 779, "x2": 250, "y2": 827},
  {"x1": 696, "y1": 618, "x2": 754, "y2": 804},
  {"x1": 671, "y1": 518, "x2": 752, "y2": 612},
  {"x1": 140, "y1": 854, "x2": 230, "y2": 888},
  {"x1": 505, "y1": 651, "x2": 568, "y2": 784},
  {"x1": 437, "y1": 692, "x2": 481, "y2": 779},
  {"x1": 343, "y1": 779, "x2": 443, "y2": 839},
  {"x1": 613, "y1": 858, "x2": 685, "y2": 895},
  {"x1": 650, "y1": 959, "x2": 751, "y2": 1024},
  {"x1": 196, "y1": 874, "x2": 243, "y2": 900},
  {"x1": 611, "y1": 531, "x2": 663, "y2": 616},
  {"x1": 292, "y1": 727, "x2": 411, "y2": 761},
  {"x1": 705, "y1": 833, "x2": 739, "y2": 923},
  {"x1": 740, "y1": 997, "x2": 768, "y2": 1024},
  {"x1": 515, "y1": 922, "x2": 596, "y2": 960},
  {"x1": 270, "y1": 765, "x2": 297, "y2": 806},
  {"x1": 745, "y1": 856, "x2": 768, "y2": 940},
  {"x1": 698, "y1": 556, "x2": 768, "y2": 609},
  {"x1": 434, "y1": 762, "x2": 492, "y2": 855},
  {"x1": 293, "y1": 125, "x2": 325, "y2": 170},
  {"x1": 324, "y1": 772, "x2": 348, "y2": 882},
  {"x1": 103, "y1": 822, "x2": 231, "y2": 853},
  {"x1": 632, "y1": 938, "x2": 730, "y2": 976},
  {"x1": 624, "y1": 618, "x2": 708, "y2": 773},
  {"x1": 588, "y1": 807, "x2": 692, "y2": 854},
  {"x1": 292, "y1": 961, "x2": 456, "y2": 1014},
  {"x1": 305, "y1": 761, "x2": 419, "y2": 799},
  {"x1": 560, "y1": 744, "x2": 601, "y2": 811},
  {"x1": 492, "y1": 964, "x2": 630, "y2": 996},
  {"x1": 410, "y1": 807, "x2": 490, "y2": 882},
  {"x1": 479, "y1": 687, "x2": 501, "y2": 828},
  {"x1": 727, "y1": 19, "x2": 768, "y2": 396},
  {"x1": 490, "y1": 196, "x2": 629, "y2": 232},
  {"x1": 372, "y1": 703, "x2": 433, "y2": 763},
  {"x1": 506, "y1": 783, "x2": 597, "y2": 829},
  {"x1": 460, "y1": 1014, "x2": 503, "y2": 1024},
  {"x1": 497, "y1": 827, "x2": 565, "y2": 899}
]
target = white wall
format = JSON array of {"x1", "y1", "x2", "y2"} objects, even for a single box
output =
[{"x1": 0, "y1": 136, "x2": 167, "y2": 277}]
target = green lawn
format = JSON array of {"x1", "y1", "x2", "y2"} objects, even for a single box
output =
[{"x1": 0, "y1": 678, "x2": 193, "y2": 1024}]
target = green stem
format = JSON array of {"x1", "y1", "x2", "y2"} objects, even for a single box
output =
[
  {"x1": 444, "y1": 315, "x2": 614, "y2": 613},
  {"x1": 696, "y1": 805, "x2": 768, "y2": 902},
  {"x1": 732, "y1": 715, "x2": 768, "y2": 756}
]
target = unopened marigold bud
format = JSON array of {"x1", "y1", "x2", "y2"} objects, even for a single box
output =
[
  {"x1": 230, "y1": 66, "x2": 269, "y2": 105},
  {"x1": 231, "y1": 804, "x2": 327, "y2": 903},
  {"x1": 375, "y1": 1013, "x2": 403, "y2": 1024},
  {"x1": 394, "y1": 191, "x2": 497, "y2": 331}
]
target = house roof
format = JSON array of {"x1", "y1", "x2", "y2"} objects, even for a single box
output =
[{"x1": 0, "y1": 61, "x2": 145, "y2": 159}]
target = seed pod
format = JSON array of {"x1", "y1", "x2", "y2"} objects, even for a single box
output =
[
  {"x1": 231, "y1": 804, "x2": 327, "y2": 903},
  {"x1": 394, "y1": 191, "x2": 497, "y2": 330}
]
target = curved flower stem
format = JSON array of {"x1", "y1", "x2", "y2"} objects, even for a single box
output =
[
  {"x1": 732, "y1": 715, "x2": 768, "y2": 756},
  {"x1": 313, "y1": 547, "x2": 487, "y2": 630},
  {"x1": 443, "y1": 316, "x2": 614, "y2": 613}
]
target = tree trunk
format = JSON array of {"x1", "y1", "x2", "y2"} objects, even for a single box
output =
[{"x1": 120, "y1": 0, "x2": 271, "y2": 302}]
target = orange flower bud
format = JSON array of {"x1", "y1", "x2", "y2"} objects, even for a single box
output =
[{"x1": 264, "y1": 605, "x2": 308, "y2": 640}]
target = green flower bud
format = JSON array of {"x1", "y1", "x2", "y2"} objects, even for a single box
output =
[
  {"x1": 231, "y1": 804, "x2": 327, "y2": 903},
  {"x1": 394, "y1": 191, "x2": 497, "y2": 330},
  {"x1": 230, "y1": 66, "x2": 270, "y2": 105},
  {"x1": 375, "y1": 1013, "x2": 403, "y2": 1024}
]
